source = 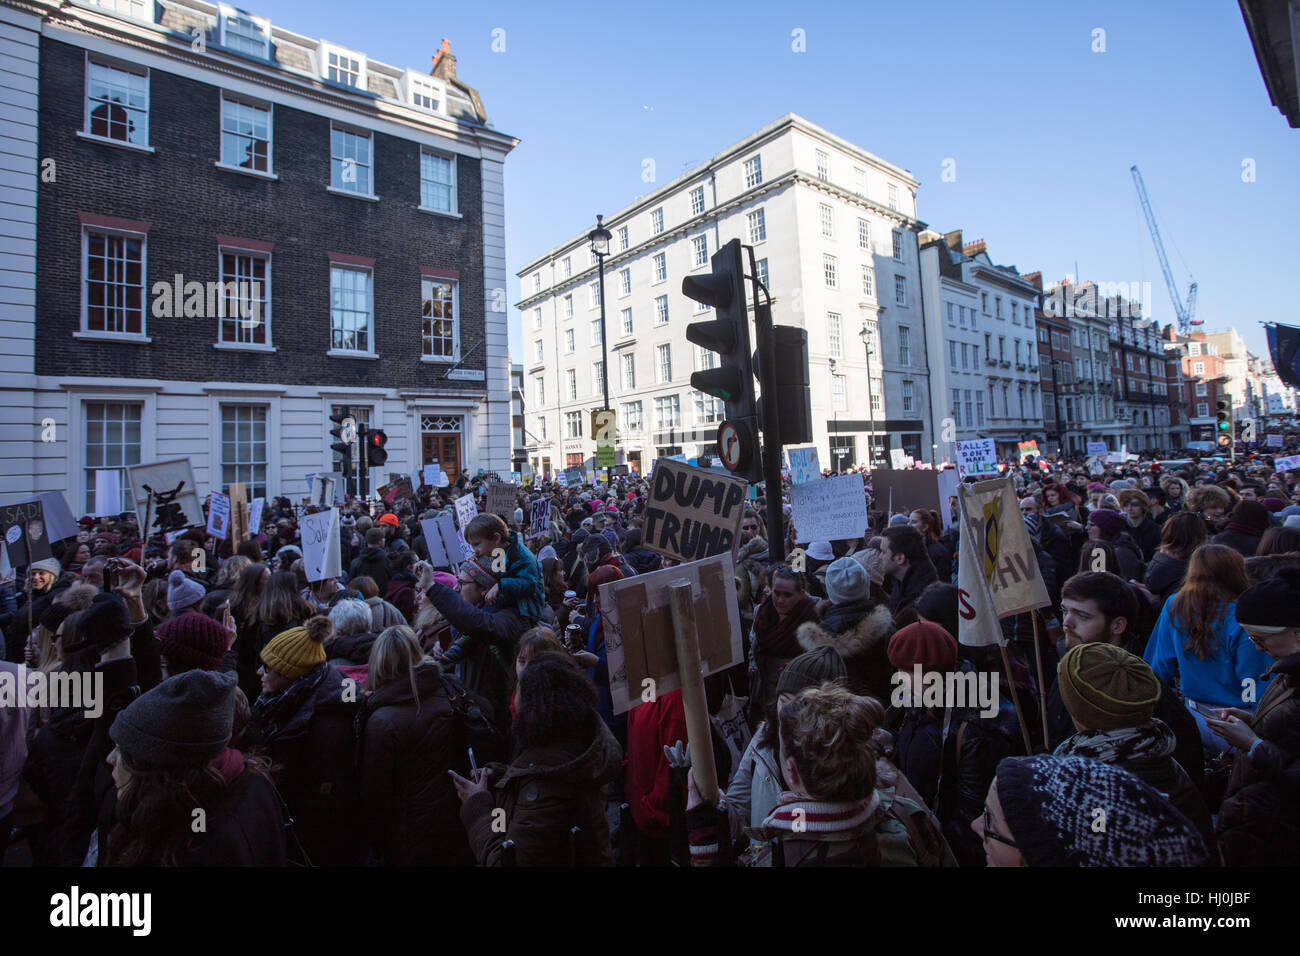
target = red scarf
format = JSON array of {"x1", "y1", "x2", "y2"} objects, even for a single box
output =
[{"x1": 753, "y1": 595, "x2": 819, "y2": 659}]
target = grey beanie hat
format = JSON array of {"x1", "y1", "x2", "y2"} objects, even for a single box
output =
[
  {"x1": 166, "y1": 569, "x2": 206, "y2": 613},
  {"x1": 825, "y1": 556, "x2": 870, "y2": 604},
  {"x1": 110, "y1": 669, "x2": 236, "y2": 768},
  {"x1": 30, "y1": 557, "x2": 62, "y2": 577}
]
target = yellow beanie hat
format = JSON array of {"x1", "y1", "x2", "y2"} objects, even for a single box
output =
[{"x1": 260, "y1": 616, "x2": 330, "y2": 680}]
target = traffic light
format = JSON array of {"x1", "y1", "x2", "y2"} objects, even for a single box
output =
[
  {"x1": 768, "y1": 324, "x2": 812, "y2": 446},
  {"x1": 683, "y1": 238, "x2": 762, "y2": 482},
  {"x1": 366, "y1": 429, "x2": 389, "y2": 468},
  {"x1": 329, "y1": 409, "x2": 354, "y2": 479},
  {"x1": 1216, "y1": 398, "x2": 1232, "y2": 453}
]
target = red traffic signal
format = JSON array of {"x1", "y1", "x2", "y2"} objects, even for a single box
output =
[{"x1": 366, "y1": 429, "x2": 388, "y2": 467}]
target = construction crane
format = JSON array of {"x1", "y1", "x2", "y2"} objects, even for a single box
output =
[{"x1": 1131, "y1": 164, "x2": 1200, "y2": 335}]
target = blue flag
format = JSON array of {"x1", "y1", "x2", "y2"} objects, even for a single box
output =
[{"x1": 1266, "y1": 323, "x2": 1300, "y2": 389}]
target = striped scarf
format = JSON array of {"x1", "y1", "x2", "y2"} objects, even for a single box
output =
[{"x1": 761, "y1": 791, "x2": 879, "y2": 833}]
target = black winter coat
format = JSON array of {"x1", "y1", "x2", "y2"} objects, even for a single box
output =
[
  {"x1": 1217, "y1": 652, "x2": 1300, "y2": 866},
  {"x1": 1143, "y1": 551, "x2": 1188, "y2": 607},
  {"x1": 1211, "y1": 529, "x2": 1264, "y2": 561},
  {"x1": 22, "y1": 702, "x2": 92, "y2": 865},
  {"x1": 426, "y1": 583, "x2": 524, "y2": 730},
  {"x1": 348, "y1": 547, "x2": 391, "y2": 594},
  {"x1": 253, "y1": 663, "x2": 362, "y2": 866},
  {"x1": 355, "y1": 661, "x2": 474, "y2": 866},
  {"x1": 796, "y1": 604, "x2": 895, "y2": 704},
  {"x1": 1127, "y1": 516, "x2": 1162, "y2": 563},
  {"x1": 887, "y1": 559, "x2": 940, "y2": 621},
  {"x1": 622, "y1": 547, "x2": 663, "y2": 575}
]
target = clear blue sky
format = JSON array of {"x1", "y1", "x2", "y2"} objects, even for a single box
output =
[{"x1": 250, "y1": 0, "x2": 1299, "y2": 363}]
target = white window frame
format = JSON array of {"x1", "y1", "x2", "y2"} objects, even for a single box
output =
[
  {"x1": 329, "y1": 123, "x2": 375, "y2": 198},
  {"x1": 823, "y1": 254, "x2": 838, "y2": 288},
  {"x1": 562, "y1": 257, "x2": 572, "y2": 279},
  {"x1": 655, "y1": 295, "x2": 669, "y2": 326},
  {"x1": 593, "y1": 361, "x2": 605, "y2": 398},
  {"x1": 1195, "y1": 381, "x2": 1207, "y2": 397},
  {"x1": 820, "y1": 203, "x2": 834, "y2": 238},
  {"x1": 218, "y1": 95, "x2": 273, "y2": 175},
  {"x1": 894, "y1": 274, "x2": 907, "y2": 306},
  {"x1": 691, "y1": 235, "x2": 708, "y2": 268},
  {"x1": 1196, "y1": 401, "x2": 1208, "y2": 417},
  {"x1": 564, "y1": 295, "x2": 573, "y2": 319},
  {"x1": 858, "y1": 218, "x2": 870, "y2": 249},
  {"x1": 591, "y1": 319, "x2": 603, "y2": 347},
  {"x1": 653, "y1": 252, "x2": 667, "y2": 284},
  {"x1": 419, "y1": 149, "x2": 458, "y2": 215},
  {"x1": 321, "y1": 40, "x2": 367, "y2": 90},
  {"x1": 589, "y1": 282, "x2": 601, "y2": 309},
  {"x1": 622, "y1": 352, "x2": 636, "y2": 389},
  {"x1": 827, "y1": 312, "x2": 842, "y2": 359},
  {"x1": 534, "y1": 339, "x2": 544, "y2": 364},
  {"x1": 815, "y1": 149, "x2": 829, "y2": 181},
  {"x1": 899, "y1": 326, "x2": 911, "y2": 365},
  {"x1": 618, "y1": 226, "x2": 629, "y2": 251},
  {"x1": 832, "y1": 375, "x2": 847, "y2": 412},
  {"x1": 565, "y1": 410, "x2": 583, "y2": 438},
  {"x1": 83, "y1": 56, "x2": 150, "y2": 149},
  {"x1": 564, "y1": 328, "x2": 575, "y2": 353},
  {"x1": 748, "y1": 208, "x2": 766, "y2": 243},
  {"x1": 619, "y1": 268, "x2": 631, "y2": 296},
  {"x1": 81, "y1": 225, "x2": 148, "y2": 341},
  {"x1": 861, "y1": 265, "x2": 874, "y2": 297},
  {"x1": 623, "y1": 400, "x2": 643, "y2": 433},
  {"x1": 566, "y1": 369, "x2": 578, "y2": 401},
  {"x1": 215, "y1": 242, "x2": 272, "y2": 349},
  {"x1": 651, "y1": 207, "x2": 665, "y2": 235},
  {"x1": 892, "y1": 229, "x2": 903, "y2": 261},
  {"x1": 657, "y1": 343, "x2": 672, "y2": 383},
  {"x1": 888, "y1": 182, "x2": 898, "y2": 210},
  {"x1": 533, "y1": 308, "x2": 542, "y2": 331},
  {"x1": 219, "y1": 4, "x2": 271, "y2": 58},
  {"x1": 621, "y1": 307, "x2": 633, "y2": 336},
  {"x1": 218, "y1": 403, "x2": 270, "y2": 499},
  {"x1": 1193, "y1": 361, "x2": 1205, "y2": 375},
  {"x1": 690, "y1": 186, "x2": 705, "y2": 216},
  {"x1": 744, "y1": 155, "x2": 763, "y2": 188},
  {"x1": 902, "y1": 380, "x2": 914, "y2": 413},
  {"x1": 420, "y1": 276, "x2": 459, "y2": 361},
  {"x1": 328, "y1": 264, "x2": 374, "y2": 356},
  {"x1": 80, "y1": 397, "x2": 147, "y2": 515},
  {"x1": 656, "y1": 394, "x2": 681, "y2": 428},
  {"x1": 404, "y1": 69, "x2": 446, "y2": 114}
]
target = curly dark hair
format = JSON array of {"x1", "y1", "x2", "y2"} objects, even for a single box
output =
[{"x1": 514, "y1": 651, "x2": 596, "y2": 750}]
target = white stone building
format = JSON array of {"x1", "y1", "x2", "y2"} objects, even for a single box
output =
[{"x1": 514, "y1": 114, "x2": 931, "y2": 477}]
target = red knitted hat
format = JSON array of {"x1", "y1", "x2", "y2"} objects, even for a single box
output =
[
  {"x1": 888, "y1": 621, "x2": 959, "y2": 673},
  {"x1": 157, "y1": 611, "x2": 229, "y2": 674}
]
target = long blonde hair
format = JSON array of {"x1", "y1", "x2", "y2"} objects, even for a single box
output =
[{"x1": 365, "y1": 625, "x2": 435, "y2": 708}]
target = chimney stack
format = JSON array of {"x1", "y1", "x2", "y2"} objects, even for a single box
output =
[
  {"x1": 431, "y1": 38, "x2": 456, "y2": 80},
  {"x1": 962, "y1": 238, "x2": 986, "y2": 256}
]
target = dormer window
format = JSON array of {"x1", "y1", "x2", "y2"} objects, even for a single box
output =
[
  {"x1": 405, "y1": 72, "x2": 445, "y2": 113},
  {"x1": 220, "y1": 5, "x2": 271, "y2": 59},
  {"x1": 87, "y1": 0, "x2": 150, "y2": 19},
  {"x1": 321, "y1": 42, "x2": 366, "y2": 89}
]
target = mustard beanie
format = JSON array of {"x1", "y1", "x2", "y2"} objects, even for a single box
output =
[
  {"x1": 1057, "y1": 642, "x2": 1161, "y2": 731},
  {"x1": 260, "y1": 615, "x2": 331, "y2": 680}
]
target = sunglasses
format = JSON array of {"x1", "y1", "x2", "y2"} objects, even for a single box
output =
[{"x1": 981, "y1": 806, "x2": 1018, "y2": 849}]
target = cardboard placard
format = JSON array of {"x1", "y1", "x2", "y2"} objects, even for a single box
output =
[
  {"x1": 565, "y1": 467, "x2": 583, "y2": 486},
  {"x1": 1017, "y1": 440, "x2": 1040, "y2": 461},
  {"x1": 955, "y1": 439, "x2": 998, "y2": 479},
  {"x1": 127, "y1": 459, "x2": 204, "y2": 536},
  {"x1": 421, "y1": 513, "x2": 470, "y2": 569},
  {"x1": 889, "y1": 448, "x2": 910, "y2": 470},
  {"x1": 787, "y1": 447, "x2": 821, "y2": 485},
  {"x1": 1274, "y1": 454, "x2": 1300, "y2": 472},
  {"x1": 206, "y1": 491, "x2": 231, "y2": 541},
  {"x1": 454, "y1": 492, "x2": 479, "y2": 533},
  {"x1": 228, "y1": 483, "x2": 248, "y2": 544},
  {"x1": 2, "y1": 499, "x2": 52, "y2": 566},
  {"x1": 1086, "y1": 441, "x2": 1108, "y2": 456},
  {"x1": 642, "y1": 460, "x2": 747, "y2": 564},
  {"x1": 789, "y1": 473, "x2": 869, "y2": 543},
  {"x1": 598, "y1": 553, "x2": 743, "y2": 715},
  {"x1": 300, "y1": 508, "x2": 340, "y2": 583},
  {"x1": 487, "y1": 482, "x2": 520, "y2": 519},
  {"x1": 937, "y1": 467, "x2": 960, "y2": 532},
  {"x1": 248, "y1": 498, "x2": 265, "y2": 536},
  {"x1": 1267, "y1": 434, "x2": 1283, "y2": 448}
]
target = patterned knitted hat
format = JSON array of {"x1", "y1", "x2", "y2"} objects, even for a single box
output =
[
  {"x1": 166, "y1": 569, "x2": 206, "y2": 613},
  {"x1": 1056, "y1": 642, "x2": 1161, "y2": 731},
  {"x1": 995, "y1": 755, "x2": 1207, "y2": 866},
  {"x1": 260, "y1": 616, "x2": 330, "y2": 680}
]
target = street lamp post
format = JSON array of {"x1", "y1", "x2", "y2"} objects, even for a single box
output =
[
  {"x1": 828, "y1": 356, "x2": 840, "y2": 472},
  {"x1": 859, "y1": 324, "x2": 877, "y2": 467},
  {"x1": 588, "y1": 215, "x2": 613, "y2": 415}
]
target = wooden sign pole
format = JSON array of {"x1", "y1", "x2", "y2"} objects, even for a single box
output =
[
  {"x1": 668, "y1": 580, "x2": 719, "y2": 805},
  {"x1": 1031, "y1": 614, "x2": 1050, "y2": 749},
  {"x1": 998, "y1": 644, "x2": 1035, "y2": 755}
]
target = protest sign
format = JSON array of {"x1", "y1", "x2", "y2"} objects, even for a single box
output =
[
  {"x1": 228, "y1": 483, "x2": 248, "y2": 544},
  {"x1": 127, "y1": 459, "x2": 204, "y2": 536},
  {"x1": 937, "y1": 467, "x2": 960, "y2": 531},
  {"x1": 870, "y1": 470, "x2": 944, "y2": 522},
  {"x1": 598, "y1": 552, "x2": 743, "y2": 715},
  {"x1": 510, "y1": 471, "x2": 522, "y2": 484},
  {"x1": 1274, "y1": 454, "x2": 1300, "y2": 472},
  {"x1": 423, "y1": 464, "x2": 442, "y2": 487},
  {"x1": 454, "y1": 492, "x2": 479, "y2": 532},
  {"x1": 530, "y1": 499, "x2": 550, "y2": 536},
  {"x1": 889, "y1": 448, "x2": 910, "y2": 470},
  {"x1": 94, "y1": 471, "x2": 121, "y2": 517},
  {"x1": 954, "y1": 439, "x2": 998, "y2": 479},
  {"x1": 487, "y1": 482, "x2": 520, "y2": 519},
  {"x1": 309, "y1": 474, "x2": 335, "y2": 510},
  {"x1": 1267, "y1": 433, "x2": 1283, "y2": 448},
  {"x1": 1086, "y1": 441, "x2": 1108, "y2": 456},
  {"x1": 420, "y1": 513, "x2": 469, "y2": 568},
  {"x1": 642, "y1": 460, "x2": 746, "y2": 563},
  {"x1": 206, "y1": 491, "x2": 230, "y2": 541},
  {"x1": 787, "y1": 447, "x2": 821, "y2": 485},
  {"x1": 248, "y1": 498, "x2": 264, "y2": 536},
  {"x1": 556, "y1": 471, "x2": 568, "y2": 487},
  {"x1": 2, "y1": 499, "x2": 52, "y2": 566},
  {"x1": 789, "y1": 473, "x2": 868, "y2": 543},
  {"x1": 1017, "y1": 440, "x2": 1040, "y2": 461},
  {"x1": 956, "y1": 477, "x2": 1051, "y2": 648},
  {"x1": 300, "y1": 508, "x2": 340, "y2": 583},
  {"x1": 565, "y1": 467, "x2": 583, "y2": 485}
]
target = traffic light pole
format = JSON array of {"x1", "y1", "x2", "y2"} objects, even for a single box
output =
[
  {"x1": 358, "y1": 423, "x2": 370, "y2": 504},
  {"x1": 746, "y1": 246, "x2": 785, "y2": 565}
]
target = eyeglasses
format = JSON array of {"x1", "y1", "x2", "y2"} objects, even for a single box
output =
[{"x1": 981, "y1": 806, "x2": 1018, "y2": 849}]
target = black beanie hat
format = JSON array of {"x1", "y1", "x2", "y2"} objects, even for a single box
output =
[
  {"x1": 76, "y1": 592, "x2": 134, "y2": 654},
  {"x1": 1228, "y1": 499, "x2": 1269, "y2": 534},
  {"x1": 1236, "y1": 566, "x2": 1300, "y2": 629},
  {"x1": 39, "y1": 602, "x2": 75, "y2": 634},
  {"x1": 110, "y1": 669, "x2": 236, "y2": 768}
]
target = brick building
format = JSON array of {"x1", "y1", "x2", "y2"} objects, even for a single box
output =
[{"x1": 2, "y1": 0, "x2": 516, "y2": 512}]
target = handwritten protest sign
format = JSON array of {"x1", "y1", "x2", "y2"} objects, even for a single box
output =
[
  {"x1": 789, "y1": 473, "x2": 868, "y2": 543},
  {"x1": 423, "y1": 464, "x2": 441, "y2": 487},
  {"x1": 126, "y1": 459, "x2": 204, "y2": 534},
  {"x1": 530, "y1": 499, "x2": 550, "y2": 535},
  {"x1": 889, "y1": 448, "x2": 911, "y2": 469},
  {"x1": 248, "y1": 498, "x2": 264, "y2": 536},
  {"x1": 1017, "y1": 440, "x2": 1040, "y2": 461},
  {"x1": 1267, "y1": 434, "x2": 1283, "y2": 448},
  {"x1": 1086, "y1": 441, "x2": 1108, "y2": 456},
  {"x1": 642, "y1": 459, "x2": 746, "y2": 563},
  {"x1": 300, "y1": 508, "x2": 340, "y2": 583},
  {"x1": 954, "y1": 439, "x2": 998, "y2": 479},
  {"x1": 454, "y1": 492, "x2": 478, "y2": 530},
  {"x1": 1, "y1": 499, "x2": 51, "y2": 566},
  {"x1": 787, "y1": 447, "x2": 821, "y2": 485},
  {"x1": 598, "y1": 552, "x2": 743, "y2": 715},
  {"x1": 487, "y1": 482, "x2": 520, "y2": 519},
  {"x1": 206, "y1": 491, "x2": 230, "y2": 541},
  {"x1": 1274, "y1": 454, "x2": 1300, "y2": 472}
]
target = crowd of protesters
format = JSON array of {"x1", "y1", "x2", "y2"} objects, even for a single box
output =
[{"x1": 2, "y1": 445, "x2": 1298, "y2": 867}]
